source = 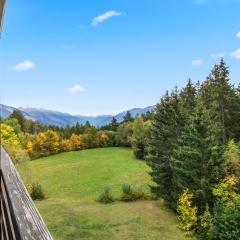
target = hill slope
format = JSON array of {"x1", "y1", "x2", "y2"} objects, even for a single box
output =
[
  {"x1": 18, "y1": 147, "x2": 190, "y2": 240},
  {"x1": 0, "y1": 104, "x2": 154, "y2": 127}
]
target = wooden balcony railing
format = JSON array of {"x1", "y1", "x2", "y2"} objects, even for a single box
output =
[
  {"x1": 0, "y1": 146, "x2": 53, "y2": 240},
  {"x1": 0, "y1": 0, "x2": 6, "y2": 37}
]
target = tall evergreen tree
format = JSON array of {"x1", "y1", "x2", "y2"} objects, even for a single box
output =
[
  {"x1": 147, "y1": 89, "x2": 183, "y2": 202},
  {"x1": 180, "y1": 79, "x2": 197, "y2": 112},
  {"x1": 123, "y1": 111, "x2": 133, "y2": 122},
  {"x1": 171, "y1": 102, "x2": 224, "y2": 211},
  {"x1": 110, "y1": 117, "x2": 119, "y2": 131},
  {"x1": 10, "y1": 110, "x2": 26, "y2": 131},
  {"x1": 200, "y1": 59, "x2": 240, "y2": 144}
]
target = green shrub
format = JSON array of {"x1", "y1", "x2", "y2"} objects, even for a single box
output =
[
  {"x1": 120, "y1": 183, "x2": 148, "y2": 201},
  {"x1": 197, "y1": 205, "x2": 213, "y2": 240},
  {"x1": 97, "y1": 185, "x2": 114, "y2": 204},
  {"x1": 29, "y1": 183, "x2": 45, "y2": 200},
  {"x1": 120, "y1": 183, "x2": 135, "y2": 201},
  {"x1": 133, "y1": 186, "x2": 149, "y2": 200},
  {"x1": 3, "y1": 142, "x2": 30, "y2": 164},
  {"x1": 208, "y1": 197, "x2": 240, "y2": 240}
]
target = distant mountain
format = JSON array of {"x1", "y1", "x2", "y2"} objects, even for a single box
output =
[
  {"x1": 0, "y1": 105, "x2": 17, "y2": 118},
  {"x1": 115, "y1": 106, "x2": 154, "y2": 123},
  {"x1": 0, "y1": 104, "x2": 154, "y2": 127}
]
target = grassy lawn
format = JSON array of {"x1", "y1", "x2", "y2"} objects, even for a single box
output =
[{"x1": 19, "y1": 147, "x2": 191, "y2": 240}]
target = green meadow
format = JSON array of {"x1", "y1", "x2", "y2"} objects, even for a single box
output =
[{"x1": 19, "y1": 147, "x2": 191, "y2": 240}]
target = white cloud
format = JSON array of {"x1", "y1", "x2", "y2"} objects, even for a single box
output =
[
  {"x1": 237, "y1": 32, "x2": 240, "y2": 39},
  {"x1": 191, "y1": 59, "x2": 203, "y2": 66},
  {"x1": 68, "y1": 84, "x2": 86, "y2": 94},
  {"x1": 211, "y1": 52, "x2": 226, "y2": 58},
  {"x1": 230, "y1": 48, "x2": 240, "y2": 59},
  {"x1": 92, "y1": 10, "x2": 122, "y2": 26},
  {"x1": 9, "y1": 61, "x2": 35, "y2": 72}
]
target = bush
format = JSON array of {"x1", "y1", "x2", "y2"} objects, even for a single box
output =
[
  {"x1": 206, "y1": 178, "x2": 240, "y2": 240},
  {"x1": 208, "y1": 197, "x2": 240, "y2": 240},
  {"x1": 120, "y1": 183, "x2": 148, "y2": 201},
  {"x1": 3, "y1": 142, "x2": 30, "y2": 164},
  {"x1": 177, "y1": 190, "x2": 198, "y2": 236},
  {"x1": 120, "y1": 183, "x2": 136, "y2": 201},
  {"x1": 97, "y1": 185, "x2": 114, "y2": 204},
  {"x1": 28, "y1": 183, "x2": 45, "y2": 200},
  {"x1": 133, "y1": 186, "x2": 149, "y2": 200},
  {"x1": 197, "y1": 205, "x2": 213, "y2": 240}
]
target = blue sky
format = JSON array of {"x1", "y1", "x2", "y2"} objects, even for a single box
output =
[{"x1": 0, "y1": 0, "x2": 240, "y2": 115}]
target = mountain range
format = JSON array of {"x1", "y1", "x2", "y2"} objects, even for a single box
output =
[{"x1": 0, "y1": 104, "x2": 154, "y2": 127}]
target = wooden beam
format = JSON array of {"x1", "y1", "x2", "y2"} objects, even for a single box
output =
[
  {"x1": 0, "y1": 0, "x2": 6, "y2": 37},
  {"x1": 1, "y1": 147, "x2": 53, "y2": 240}
]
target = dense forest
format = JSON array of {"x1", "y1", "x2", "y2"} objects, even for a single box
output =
[{"x1": 1, "y1": 59, "x2": 240, "y2": 239}]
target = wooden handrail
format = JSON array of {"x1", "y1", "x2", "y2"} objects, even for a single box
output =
[
  {"x1": 0, "y1": 146, "x2": 53, "y2": 240},
  {"x1": 0, "y1": 0, "x2": 6, "y2": 38}
]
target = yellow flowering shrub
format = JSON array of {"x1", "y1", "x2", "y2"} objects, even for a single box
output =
[
  {"x1": 212, "y1": 176, "x2": 238, "y2": 205},
  {"x1": 26, "y1": 141, "x2": 33, "y2": 154},
  {"x1": 61, "y1": 139, "x2": 72, "y2": 152},
  {"x1": 0, "y1": 123, "x2": 20, "y2": 146},
  {"x1": 177, "y1": 190, "x2": 198, "y2": 235}
]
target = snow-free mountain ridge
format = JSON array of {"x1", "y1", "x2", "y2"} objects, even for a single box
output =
[{"x1": 0, "y1": 104, "x2": 154, "y2": 127}]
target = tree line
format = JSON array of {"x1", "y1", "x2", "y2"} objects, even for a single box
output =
[
  {"x1": 147, "y1": 59, "x2": 240, "y2": 239},
  {"x1": 0, "y1": 104, "x2": 152, "y2": 160}
]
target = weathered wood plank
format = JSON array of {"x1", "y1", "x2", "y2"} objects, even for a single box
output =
[
  {"x1": 1, "y1": 179, "x2": 18, "y2": 240},
  {"x1": 1, "y1": 147, "x2": 53, "y2": 240},
  {"x1": 0, "y1": 0, "x2": 6, "y2": 37}
]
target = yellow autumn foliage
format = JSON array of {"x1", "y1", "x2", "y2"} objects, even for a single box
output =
[
  {"x1": 0, "y1": 123, "x2": 20, "y2": 146},
  {"x1": 99, "y1": 132, "x2": 109, "y2": 147},
  {"x1": 61, "y1": 139, "x2": 72, "y2": 152},
  {"x1": 177, "y1": 190, "x2": 198, "y2": 235},
  {"x1": 70, "y1": 134, "x2": 82, "y2": 150},
  {"x1": 212, "y1": 176, "x2": 238, "y2": 205},
  {"x1": 26, "y1": 141, "x2": 33, "y2": 154}
]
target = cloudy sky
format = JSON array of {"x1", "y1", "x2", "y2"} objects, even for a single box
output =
[{"x1": 0, "y1": 0, "x2": 240, "y2": 115}]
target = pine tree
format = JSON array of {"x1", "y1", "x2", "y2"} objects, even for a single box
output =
[
  {"x1": 123, "y1": 111, "x2": 133, "y2": 122},
  {"x1": 110, "y1": 117, "x2": 118, "y2": 131},
  {"x1": 84, "y1": 121, "x2": 91, "y2": 130},
  {"x1": 147, "y1": 89, "x2": 183, "y2": 202},
  {"x1": 180, "y1": 79, "x2": 197, "y2": 113},
  {"x1": 172, "y1": 102, "x2": 224, "y2": 211},
  {"x1": 75, "y1": 122, "x2": 83, "y2": 135},
  {"x1": 10, "y1": 110, "x2": 26, "y2": 131},
  {"x1": 200, "y1": 59, "x2": 240, "y2": 144}
]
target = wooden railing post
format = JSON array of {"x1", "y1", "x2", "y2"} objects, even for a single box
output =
[{"x1": 0, "y1": 147, "x2": 53, "y2": 240}]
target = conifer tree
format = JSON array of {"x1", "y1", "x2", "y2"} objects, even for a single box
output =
[
  {"x1": 10, "y1": 110, "x2": 26, "y2": 131},
  {"x1": 200, "y1": 59, "x2": 240, "y2": 144},
  {"x1": 148, "y1": 89, "x2": 183, "y2": 202},
  {"x1": 123, "y1": 111, "x2": 133, "y2": 122},
  {"x1": 180, "y1": 79, "x2": 197, "y2": 112},
  {"x1": 172, "y1": 102, "x2": 224, "y2": 211},
  {"x1": 111, "y1": 117, "x2": 118, "y2": 131}
]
